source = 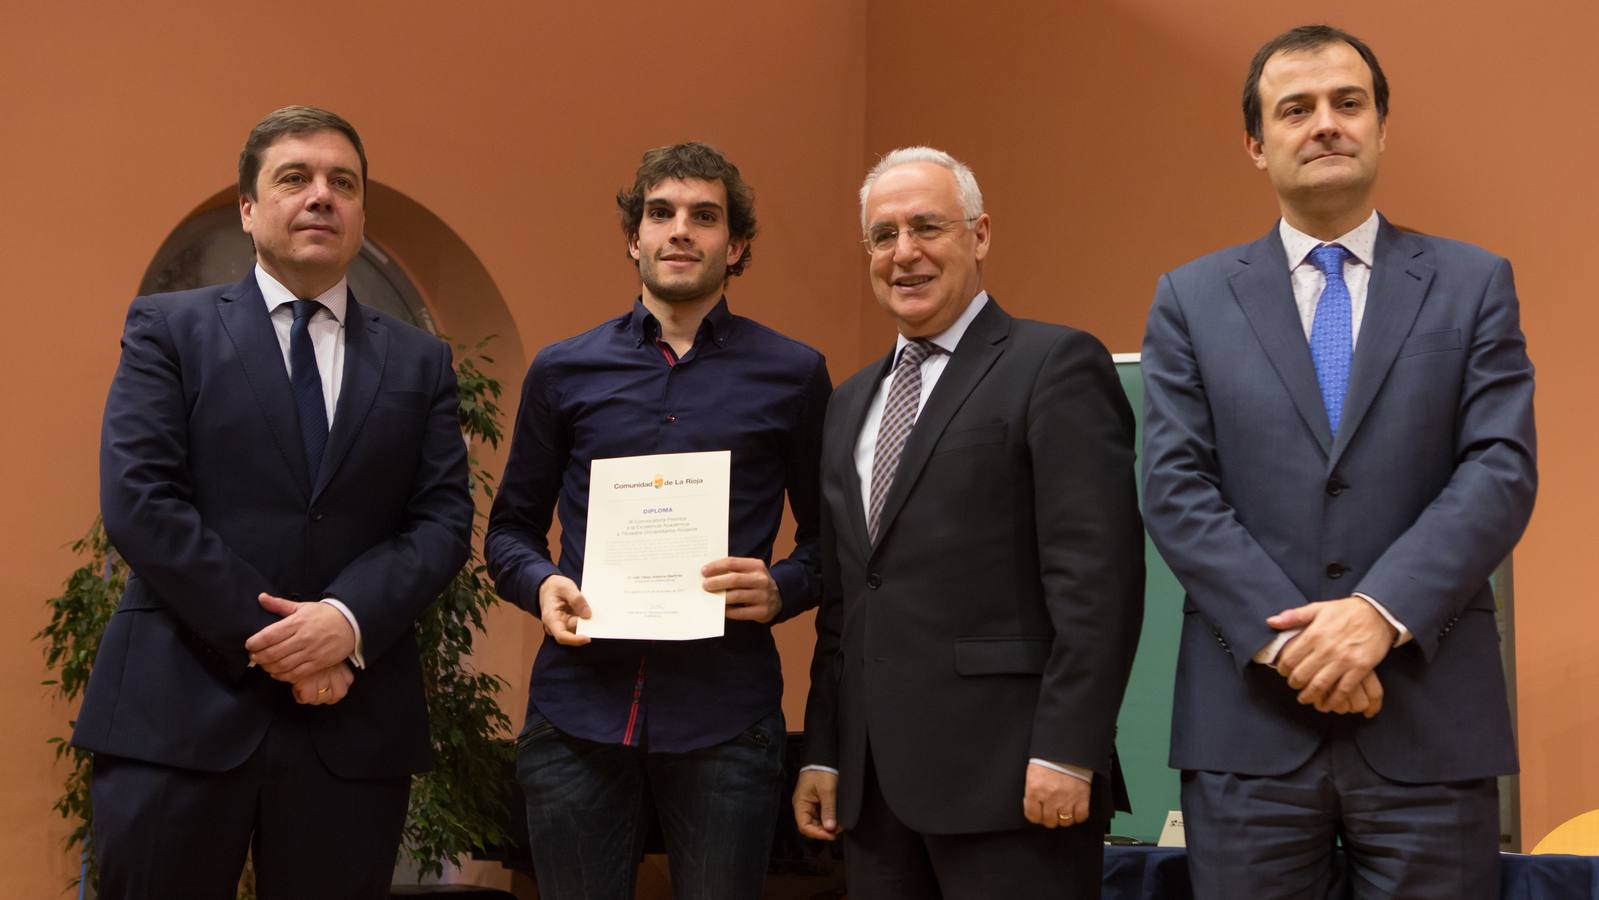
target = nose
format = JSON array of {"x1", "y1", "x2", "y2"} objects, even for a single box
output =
[
  {"x1": 668, "y1": 210, "x2": 694, "y2": 243},
  {"x1": 305, "y1": 175, "x2": 335, "y2": 210},
  {"x1": 890, "y1": 228, "x2": 922, "y2": 264},
  {"x1": 1309, "y1": 101, "x2": 1341, "y2": 141}
]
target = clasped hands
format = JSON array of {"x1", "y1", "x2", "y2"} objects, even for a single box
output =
[
  {"x1": 537, "y1": 557, "x2": 782, "y2": 646},
  {"x1": 244, "y1": 593, "x2": 357, "y2": 706},
  {"x1": 1267, "y1": 595, "x2": 1397, "y2": 718}
]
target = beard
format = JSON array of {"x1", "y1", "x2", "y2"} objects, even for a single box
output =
[{"x1": 639, "y1": 252, "x2": 729, "y2": 304}]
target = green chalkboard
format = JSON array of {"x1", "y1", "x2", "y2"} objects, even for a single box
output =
[{"x1": 1110, "y1": 357, "x2": 1182, "y2": 842}]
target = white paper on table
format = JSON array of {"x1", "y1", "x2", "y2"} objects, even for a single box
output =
[{"x1": 578, "y1": 450, "x2": 730, "y2": 640}]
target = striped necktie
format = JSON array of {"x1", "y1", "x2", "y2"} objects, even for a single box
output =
[{"x1": 868, "y1": 340, "x2": 937, "y2": 542}]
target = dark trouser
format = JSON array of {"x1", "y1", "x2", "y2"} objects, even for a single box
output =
[
  {"x1": 843, "y1": 746, "x2": 1106, "y2": 900},
  {"x1": 90, "y1": 717, "x2": 411, "y2": 900},
  {"x1": 1182, "y1": 731, "x2": 1500, "y2": 900},
  {"x1": 516, "y1": 708, "x2": 785, "y2": 900}
]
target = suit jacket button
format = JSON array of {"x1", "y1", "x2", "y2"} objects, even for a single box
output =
[
  {"x1": 866, "y1": 573, "x2": 882, "y2": 589},
  {"x1": 1326, "y1": 563, "x2": 1346, "y2": 579},
  {"x1": 311, "y1": 509, "x2": 325, "y2": 522},
  {"x1": 1326, "y1": 478, "x2": 1346, "y2": 496}
]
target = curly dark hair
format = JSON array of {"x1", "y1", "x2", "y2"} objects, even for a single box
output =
[{"x1": 616, "y1": 142, "x2": 756, "y2": 277}]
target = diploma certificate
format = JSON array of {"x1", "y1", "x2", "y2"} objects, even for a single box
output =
[{"x1": 578, "y1": 450, "x2": 730, "y2": 640}]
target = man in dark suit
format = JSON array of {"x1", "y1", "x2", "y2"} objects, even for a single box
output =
[
  {"x1": 793, "y1": 147, "x2": 1144, "y2": 899},
  {"x1": 1141, "y1": 26, "x2": 1536, "y2": 899},
  {"x1": 73, "y1": 106, "x2": 473, "y2": 900}
]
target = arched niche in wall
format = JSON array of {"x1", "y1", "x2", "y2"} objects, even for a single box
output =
[{"x1": 139, "y1": 181, "x2": 524, "y2": 379}]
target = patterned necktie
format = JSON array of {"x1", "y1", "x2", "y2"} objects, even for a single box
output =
[
  {"x1": 1308, "y1": 244, "x2": 1353, "y2": 436},
  {"x1": 868, "y1": 340, "x2": 937, "y2": 542},
  {"x1": 288, "y1": 299, "x2": 330, "y2": 478}
]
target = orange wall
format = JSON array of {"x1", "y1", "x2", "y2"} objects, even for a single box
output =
[{"x1": 2, "y1": 1, "x2": 1592, "y2": 894}]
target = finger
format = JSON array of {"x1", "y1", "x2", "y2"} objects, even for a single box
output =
[
  {"x1": 701, "y1": 557, "x2": 759, "y2": 577},
  {"x1": 819, "y1": 782, "x2": 838, "y2": 833},
  {"x1": 543, "y1": 612, "x2": 591, "y2": 646},
  {"x1": 1297, "y1": 668, "x2": 1338, "y2": 706},
  {"x1": 1266, "y1": 603, "x2": 1318, "y2": 630},
  {"x1": 245, "y1": 617, "x2": 302, "y2": 653},
  {"x1": 704, "y1": 573, "x2": 762, "y2": 593},
  {"x1": 1363, "y1": 672, "x2": 1384, "y2": 718},
  {"x1": 293, "y1": 681, "x2": 317, "y2": 704},
  {"x1": 257, "y1": 593, "x2": 301, "y2": 617},
  {"x1": 567, "y1": 594, "x2": 592, "y2": 619},
  {"x1": 1332, "y1": 669, "x2": 1368, "y2": 713}
]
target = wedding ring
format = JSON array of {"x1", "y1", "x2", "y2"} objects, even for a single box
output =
[{"x1": 1057, "y1": 813, "x2": 1074, "y2": 823}]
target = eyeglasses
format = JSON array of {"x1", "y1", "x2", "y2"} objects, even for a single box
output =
[{"x1": 861, "y1": 216, "x2": 978, "y2": 255}]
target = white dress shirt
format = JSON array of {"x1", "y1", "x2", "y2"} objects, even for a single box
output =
[
  {"x1": 254, "y1": 264, "x2": 365, "y2": 667},
  {"x1": 1253, "y1": 213, "x2": 1410, "y2": 664},
  {"x1": 805, "y1": 291, "x2": 1092, "y2": 786}
]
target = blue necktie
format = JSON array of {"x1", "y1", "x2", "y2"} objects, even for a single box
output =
[
  {"x1": 1308, "y1": 244, "x2": 1352, "y2": 436},
  {"x1": 288, "y1": 299, "x2": 329, "y2": 478}
]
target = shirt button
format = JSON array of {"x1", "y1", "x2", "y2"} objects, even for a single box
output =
[
  {"x1": 1326, "y1": 563, "x2": 1347, "y2": 579},
  {"x1": 866, "y1": 573, "x2": 882, "y2": 589}
]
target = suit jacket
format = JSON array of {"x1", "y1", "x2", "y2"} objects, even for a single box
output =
[
  {"x1": 73, "y1": 274, "x2": 473, "y2": 779},
  {"x1": 802, "y1": 298, "x2": 1144, "y2": 835},
  {"x1": 1141, "y1": 218, "x2": 1536, "y2": 782}
]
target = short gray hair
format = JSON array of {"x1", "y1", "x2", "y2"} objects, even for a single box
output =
[{"x1": 858, "y1": 146, "x2": 984, "y2": 229}]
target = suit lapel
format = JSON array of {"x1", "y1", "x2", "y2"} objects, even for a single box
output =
[
  {"x1": 216, "y1": 275, "x2": 313, "y2": 498},
  {"x1": 1330, "y1": 218, "x2": 1432, "y2": 467},
  {"x1": 314, "y1": 294, "x2": 386, "y2": 501},
  {"x1": 871, "y1": 299, "x2": 1008, "y2": 550},
  {"x1": 1228, "y1": 227, "x2": 1335, "y2": 456}
]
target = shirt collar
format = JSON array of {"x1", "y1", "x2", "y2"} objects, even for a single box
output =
[
  {"x1": 255, "y1": 263, "x2": 348, "y2": 324},
  {"x1": 1279, "y1": 210, "x2": 1379, "y2": 270},
  {"x1": 627, "y1": 295, "x2": 733, "y2": 349},
  {"x1": 894, "y1": 290, "x2": 989, "y2": 361}
]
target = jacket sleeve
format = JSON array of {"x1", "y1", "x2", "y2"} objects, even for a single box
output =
[
  {"x1": 99, "y1": 296, "x2": 278, "y2": 678},
  {"x1": 1026, "y1": 330, "x2": 1145, "y2": 774}
]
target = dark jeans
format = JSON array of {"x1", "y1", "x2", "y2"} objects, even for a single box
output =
[{"x1": 517, "y1": 707, "x2": 786, "y2": 900}]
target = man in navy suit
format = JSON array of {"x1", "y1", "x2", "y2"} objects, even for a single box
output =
[
  {"x1": 73, "y1": 106, "x2": 473, "y2": 900},
  {"x1": 1141, "y1": 25, "x2": 1536, "y2": 899}
]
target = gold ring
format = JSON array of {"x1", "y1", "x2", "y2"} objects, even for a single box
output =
[
  {"x1": 317, "y1": 687, "x2": 330, "y2": 696},
  {"x1": 1057, "y1": 813, "x2": 1074, "y2": 823}
]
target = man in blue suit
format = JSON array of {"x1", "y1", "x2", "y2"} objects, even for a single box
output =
[
  {"x1": 1142, "y1": 25, "x2": 1536, "y2": 900},
  {"x1": 73, "y1": 106, "x2": 473, "y2": 900}
]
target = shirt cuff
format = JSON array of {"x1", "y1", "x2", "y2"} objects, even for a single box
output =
[
  {"x1": 800, "y1": 764, "x2": 839, "y2": 776},
  {"x1": 1028, "y1": 758, "x2": 1092, "y2": 783},
  {"x1": 320, "y1": 598, "x2": 365, "y2": 669},
  {"x1": 1253, "y1": 628, "x2": 1301, "y2": 665},
  {"x1": 1353, "y1": 592, "x2": 1411, "y2": 647}
]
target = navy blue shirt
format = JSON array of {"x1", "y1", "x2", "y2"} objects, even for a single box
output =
[{"x1": 485, "y1": 298, "x2": 830, "y2": 752}]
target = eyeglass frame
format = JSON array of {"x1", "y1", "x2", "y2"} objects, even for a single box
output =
[{"x1": 860, "y1": 215, "x2": 981, "y2": 255}]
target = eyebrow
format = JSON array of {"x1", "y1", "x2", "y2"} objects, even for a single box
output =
[
  {"x1": 866, "y1": 212, "x2": 946, "y2": 230},
  {"x1": 644, "y1": 197, "x2": 725, "y2": 213},
  {"x1": 1275, "y1": 85, "x2": 1371, "y2": 112},
  {"x1": 269, "y1": 160, "x2": 361, "y2": 182}
]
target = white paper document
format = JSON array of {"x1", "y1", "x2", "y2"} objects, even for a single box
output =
[{"x1": 578, "y1": 450, "x2": 731, "y2": 640}]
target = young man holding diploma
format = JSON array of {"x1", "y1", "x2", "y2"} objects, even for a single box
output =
[{"x1": 485, "y1": 142, "x2": 831, "y2": 900}]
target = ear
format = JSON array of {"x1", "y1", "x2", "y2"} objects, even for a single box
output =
[
  {"x1": 627, "y1": 232, "x2": 641, "y2": 262},
  {"x1": 970, "y1": 214, "x2": 991, "y2": 264},
  {"x1": 1245, "y1": 133, "x2": 1268, "y2": 171},
  {"x1": 1377, "y1": 116, "x2": 1388, "y2": 154},
  {"x1": 239, "y1": 193, "x2": 255, "y2": 235},
  {"x1": 724, "y1": 236, "x2": 747, "y2": 267}
]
